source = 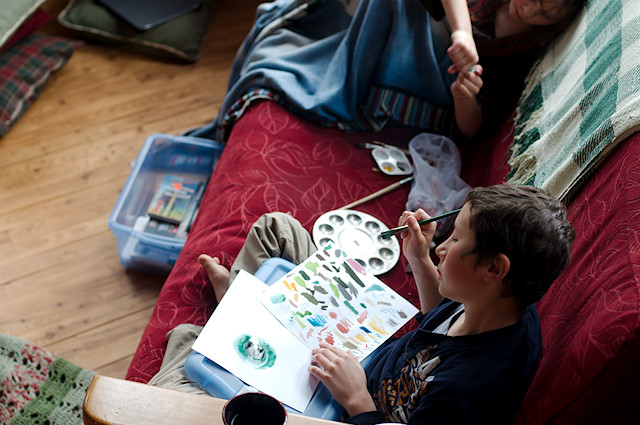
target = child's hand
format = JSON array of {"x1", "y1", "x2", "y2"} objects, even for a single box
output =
[
  {"x1": 450, "y1": 64, "x2": 483, "y2": 100},
  {"x1": 309, "y1": 343, "x2": 376, "y2": 416},
  {"x1": 447, "y1": 30, "x2": 479, "y2": 74},
  {"x1": 399, "y1": 209, "x2": 436, "y2": 265}
]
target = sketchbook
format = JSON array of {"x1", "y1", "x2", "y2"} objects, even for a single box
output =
[{"x1": 191, "y1": 244, "x2": 418, "y2": 412}]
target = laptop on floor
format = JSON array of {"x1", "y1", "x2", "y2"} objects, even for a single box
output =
[{"x1": 97, "y1": 0, "x2": 202, "y2": 31}]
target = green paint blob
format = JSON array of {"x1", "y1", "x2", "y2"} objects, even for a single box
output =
[
  {"x1": 270, "y1": 294, "x2": 286, "y2": 304},
  {"x1": 233, "y1": 334, "x2": 277, "y2": 369},
  {"x1": 334, "y1": 277, "x2": 349, "y2": 288},
  {"x1": 295, "y1": 315, "x2": 307, "y2": 329},
  {"x1": 301, "y1": 292, "x2": 319, "y2": 305},
  {"x1": 313, "y1": 285, "x2": 328, "y2": 295},
  {"x1": 294, "y1": 276, "x2": 307, "y2": 288},
  {"x1": 330, "y1": 283, "x2": 340, "y2": 298},
  {"x1": 344, "y1": 300, "x2": 358, "y2": 315},
  {"x1": 365, "y1": 284, "x2": 385, "y2": 292},
  {"x1": 296, "y1": 310, "x2": 312, "y2": 317},
  {"x1": 305, "y1": 260, "x2": 320, "y2": 274}
]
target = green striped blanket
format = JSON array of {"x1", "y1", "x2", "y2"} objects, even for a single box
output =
[
  {"x1": 0, "y1": 334, "x2": 95, "y2": 425},
  {"x1": 508, "y1": 0, "x2": 640, "y2": 201}
]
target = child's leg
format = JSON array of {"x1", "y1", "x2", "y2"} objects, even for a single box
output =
[
  {"x1": 198, "y1": 212, "x2": 317, "y2": 301},
  {"x1": 228, "y1": 212, "x2": 317, "y2": 284}
]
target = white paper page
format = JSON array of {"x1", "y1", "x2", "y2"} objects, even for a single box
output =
[
  {"x1": 258, "y1": 245, "x2": 419, "y2": 361},
  {"x1": 192, "y1": 270, "x2": 318, "y2": 412}
]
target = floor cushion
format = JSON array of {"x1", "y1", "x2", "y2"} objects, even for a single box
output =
[
  {"x1": 58, "y1": 0, "x2": 217, "y2": 62},
  {"x1": 0, "y1": 34, "x2": 82, "y2": 137}
]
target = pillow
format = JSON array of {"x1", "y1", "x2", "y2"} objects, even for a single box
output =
[
  {"x1": 57, "y1": 0, "x2": 216, "y2": 62},
  {"x1": 2, "y1": 8, "x2": 51, "y2": 52},
  {"x1": 0, "y1": 34, "x2": 82, "y2": 137},
  {"x1": 0, "y1": 0, "x2": 47, "y2": 50}
]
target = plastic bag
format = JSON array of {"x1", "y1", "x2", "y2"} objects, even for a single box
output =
[{"x1": 405, "y1": 133, "x2": 471, "y2": 238}]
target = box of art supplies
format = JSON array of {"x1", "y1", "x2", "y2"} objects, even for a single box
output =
[{"x1": 108, "y1": 133, "x2": 223, "y2": 275}]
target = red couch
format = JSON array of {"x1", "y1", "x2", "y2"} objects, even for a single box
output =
[{"x1": 125, "y1": 100, "x2": 639, "y2": 424}]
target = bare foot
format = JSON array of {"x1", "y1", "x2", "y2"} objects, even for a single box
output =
[{"x1": 198, "y1": 254, "x2": 230, "y2": 302}]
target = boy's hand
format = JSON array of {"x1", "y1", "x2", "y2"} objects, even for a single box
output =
[
  {"x1": 447, "y1": 30, "x2": 479, "y2": 75},
  {"x1": 451, "y1": 65, "x2": 483, "y2": 100},
  {"x1": 399, "y1": 209, "x2": 436, "y2": 265},
  {"x1": 309, "y1": 343, "x2": 376, "y2": 416}
]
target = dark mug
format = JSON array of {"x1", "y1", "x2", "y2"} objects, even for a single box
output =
[{"x1": 222, "y1": 392, "x2": 287, "y2": 425}]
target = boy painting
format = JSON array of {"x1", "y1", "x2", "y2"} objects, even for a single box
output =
[
  {"x1": 152, "y1": 184, "x2": 574, "y2": 424},
  {"x1": 308, "y1": 184, "x2": 575, "y2": 424}
]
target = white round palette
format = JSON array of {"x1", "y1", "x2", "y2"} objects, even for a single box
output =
[{"x1": 312, "y1": 209, "x2": 400, "y2": 275}]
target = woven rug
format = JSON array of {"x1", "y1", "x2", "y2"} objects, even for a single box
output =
[
  {"x1": 508, "y1": 0, "x2": 640, "y2": 201},
  {"x1": 0, "y1": 334, "x2": 95, "y2": 425}
]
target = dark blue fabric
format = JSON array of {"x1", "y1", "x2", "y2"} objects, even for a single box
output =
[
  {"x1": 192, "y1": 0, "x2": 455, "y2": 140},
  {"x1": 346, "y1": 299, "x2": 541, "y2": 424}
]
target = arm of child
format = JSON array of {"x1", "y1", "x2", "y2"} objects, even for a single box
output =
[
  {"x1": 399, "y1": 210, "x2": 442, "y2": 314},
  {"x1": 308, "y1": 343, "x2": 377, "y2": 417},
  {"x1": 451, "y1": 65, "x2": 484, "y2": 138},
  {"x1": 441, "y1": 0, "x2": 478, "y2": 74}
]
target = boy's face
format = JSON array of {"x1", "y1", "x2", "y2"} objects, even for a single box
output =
[{"x1": 434, "y1": 204, "x2": 484, "y2": 303}]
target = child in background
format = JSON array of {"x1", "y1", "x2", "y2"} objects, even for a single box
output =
[
  {"x1": 430, "y1": 0, "x2": 586, "y2": 138},
  {"x1": 211, "y1": 0, "x2": 586, "y2": 143},
  {"x1": 308, "y1": 184, "x2": 575, "y2": 424}
]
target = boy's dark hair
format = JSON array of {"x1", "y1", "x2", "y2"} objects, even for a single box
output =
[{"x1": 463, "y1": 184, "x2": 575, "y2": 307}]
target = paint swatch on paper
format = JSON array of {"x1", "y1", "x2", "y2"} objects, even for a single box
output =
[
  {"x1": 192, "y1": 271, "x2": 317, "y2": 412},
  {"x1": 258, "y1": 244, "x2": 418, "y2": 361}
]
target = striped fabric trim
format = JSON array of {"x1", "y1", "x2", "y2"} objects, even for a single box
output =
[
  {"x1": 364, "y1": 86, "x2": 455, "y2": 136},
  {"x1": 220, "y1": 85, "x2": 455, "y2": 140}
]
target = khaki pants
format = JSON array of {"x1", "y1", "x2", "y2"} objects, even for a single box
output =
[{"x1": 148, "y1": 212, "x2": 317, "y2": 393}]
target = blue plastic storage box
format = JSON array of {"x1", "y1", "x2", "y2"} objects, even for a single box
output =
[{"x1": 108, "y1": 133, "x2": 223, "y2": 275}]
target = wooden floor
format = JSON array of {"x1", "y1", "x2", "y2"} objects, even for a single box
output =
[{"x1": 0, "y1": 0, "x2": 261, "y2": 378}]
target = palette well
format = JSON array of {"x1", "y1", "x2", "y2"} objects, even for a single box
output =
[{"x1": 312, "y1": 209, "x2": 400, "y2": 275}]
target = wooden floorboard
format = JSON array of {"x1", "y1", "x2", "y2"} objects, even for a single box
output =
[{"x1": 0, "y1": 0, "x2": 261, "y2": 378}]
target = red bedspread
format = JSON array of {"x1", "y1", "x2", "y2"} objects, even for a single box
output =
[{"x1": 127, "y1": 101, "x2": 640, "y2": 425}]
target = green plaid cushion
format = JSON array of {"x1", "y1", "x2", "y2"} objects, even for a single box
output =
[{"x1": 0, "y1": 34, "x2": 81, "y2": 137}]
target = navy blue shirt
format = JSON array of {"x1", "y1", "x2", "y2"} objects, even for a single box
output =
[{"x1": 346, "y1": 299, "x2": 541, "y2": 425}]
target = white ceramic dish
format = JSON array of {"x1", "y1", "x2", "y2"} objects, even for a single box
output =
[
  {"x1": 371, "y1": 146, "x2": 413, "y2": 176},
  {"x1": 312, "y1": 209, "x2": 400, "y2": 275}
]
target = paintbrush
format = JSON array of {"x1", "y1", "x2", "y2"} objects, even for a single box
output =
[
  {"x1": 380, "y1": 208, "x2": 462, "y2": 239},
  {"x1": 338, "y1": 176, "x2": 413, "y2": 210}
]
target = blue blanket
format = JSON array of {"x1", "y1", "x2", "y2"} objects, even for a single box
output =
[{"x1": 194, "y1": 0, "x2": 457, "y2": 141}]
